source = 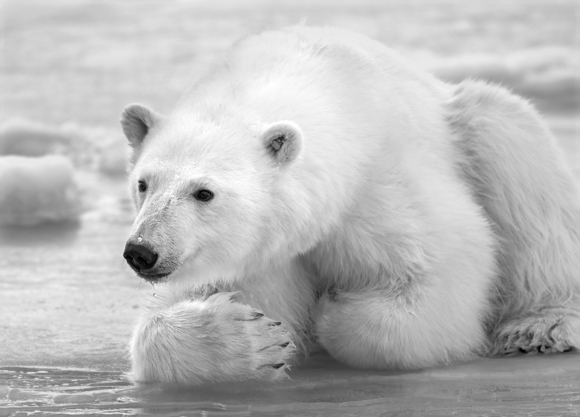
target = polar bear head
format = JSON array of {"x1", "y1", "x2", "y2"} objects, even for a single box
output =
[{"x1": 120, "y1": 104, "x2": 304, "y2": 283}]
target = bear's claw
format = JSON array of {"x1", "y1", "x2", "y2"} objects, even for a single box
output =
[
  {"x1": 492, "y1": 312, "x2": 578, "y2": 356},
  {"x1": 131, "y1": 291, "x2": 295, "y2": 385}
]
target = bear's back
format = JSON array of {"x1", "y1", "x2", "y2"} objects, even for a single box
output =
[{"x1": 180, "y1": 26, "x2": 450, "y2": 157}]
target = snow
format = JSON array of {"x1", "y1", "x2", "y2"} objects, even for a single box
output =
[{"x1": 0, "y1": 155, "x2": 83, "y2": 226}]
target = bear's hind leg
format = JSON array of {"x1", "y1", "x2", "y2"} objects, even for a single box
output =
[
  {"x1": 448, "y1": 79, "x2": 580, "y2": 355},
  {"x1": 492, "y1": 308, "x2": 580, "y2": 355}
]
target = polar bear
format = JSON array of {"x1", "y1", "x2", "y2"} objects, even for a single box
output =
[{"x1": 120, "y1": 27, "x2": 580, "y2": 385}]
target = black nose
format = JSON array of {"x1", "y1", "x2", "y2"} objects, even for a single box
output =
[{"x1": 123, "y1": 243, "x2": 158, "y2": 271}]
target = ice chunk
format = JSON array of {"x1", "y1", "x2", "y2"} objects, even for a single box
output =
[
  {"x1": 0, "y1": 120, "x2": 97, "y2": 169},
  {"x1": 0, "y1": 155, "x2": 83, "y2": 226},
  {"x1": 0, "y1": 120, "x2": 73, "y2": 157}
]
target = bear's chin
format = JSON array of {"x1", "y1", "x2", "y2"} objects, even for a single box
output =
[{"x1": 135, "y1": 270, "x2": 174, "y2": 284}]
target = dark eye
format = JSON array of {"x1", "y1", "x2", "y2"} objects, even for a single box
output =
[
  {"x1": 138, "y1": 180, "x2": 147, "y2": 193},
  {"x1": 194, "y1": 189, "x2": 214, "y2": 202}
]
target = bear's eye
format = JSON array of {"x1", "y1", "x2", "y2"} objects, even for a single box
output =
[
  {"x1": 138, "y1": 180, "x2": 147, "y2": 193},
  {"x1": 193, "y1": 189, "x2": 214, "y2": 202}
]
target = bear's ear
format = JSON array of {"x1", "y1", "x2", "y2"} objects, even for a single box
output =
[
  {"x1": 120, "y1": 104, "x2": 163, "y2": 148},
  {"x1": 262, "y1": 121, "x2": 303, "y2": 165}
]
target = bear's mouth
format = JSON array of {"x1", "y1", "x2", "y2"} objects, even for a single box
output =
[{"x1": 136, "y1": 270, "x2": 173, "y2": 283}]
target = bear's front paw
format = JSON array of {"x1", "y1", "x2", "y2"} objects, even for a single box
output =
[{"x1": 130, "y1": 292, "x2": 295, "y2": 386}]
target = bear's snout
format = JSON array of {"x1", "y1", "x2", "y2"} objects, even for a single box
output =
[{"x1": 123, "y1": 242, "x2": 158, "y2": 274}]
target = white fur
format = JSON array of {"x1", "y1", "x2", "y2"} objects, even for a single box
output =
[{"x1": 121, "y1": 27, "x2": 580, "y2": 385}]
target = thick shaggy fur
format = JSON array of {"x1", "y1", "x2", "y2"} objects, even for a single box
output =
[{"x1": 120, "y1": 27, "x2": 580, "y2": 385}]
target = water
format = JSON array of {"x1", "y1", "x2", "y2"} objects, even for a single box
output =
[
  {"x1": 1, "y1": 0, "x2": 579, "y2": 415},
  {"x1": 2, "y1": 353, "x2": 580, "y2": 416}
]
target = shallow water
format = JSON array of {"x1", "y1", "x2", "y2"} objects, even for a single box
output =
[{"x1": 2, "y1": 353, "x2": 580, "y2": 416}]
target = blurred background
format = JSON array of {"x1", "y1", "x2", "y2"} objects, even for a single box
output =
[{"x1": 0, "y1": 0, "x2": 579, "y2": 389}]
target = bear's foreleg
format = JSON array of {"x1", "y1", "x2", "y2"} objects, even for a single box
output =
[
  {"x1": 313, "y1": 284, "x2": 490, "y2": 369},
  {"x1": 130, "y1": 292, "x2": 295, "y2": 385}
]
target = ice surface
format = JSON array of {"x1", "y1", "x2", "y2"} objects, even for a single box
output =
[
  {"x1": 1, "y1": 354, "x2": 580, "y2": 416},
  {"x1": 0, "y1": 155, "x2": 83, "y2": 226}
]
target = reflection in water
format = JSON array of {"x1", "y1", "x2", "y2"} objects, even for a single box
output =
[{"x1": 2, "y1": 352, "x2": 580, "y2": 416}]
